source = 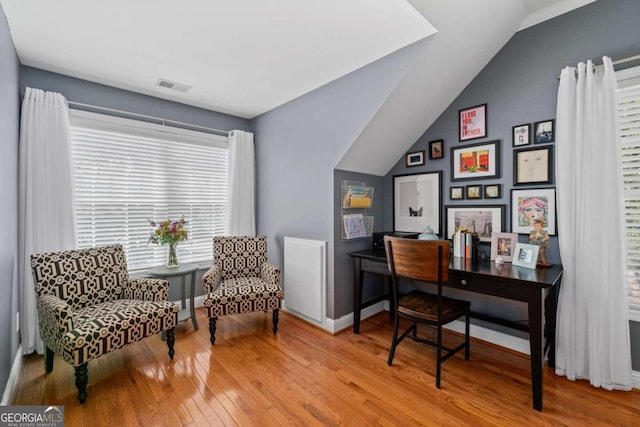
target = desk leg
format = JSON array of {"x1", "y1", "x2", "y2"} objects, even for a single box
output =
[
  {"x1": 545, "y1": 285, "x2": 558, "y2": 369},
  {"x1": 190, "y1": 271, "x2": 199, "y2": 330},
  {"x1": 353, "y1": 257, "x2": 363, "y2": 334},
  {"x1": 528, "y1": 287, "x2": 545, "y2": 411}
]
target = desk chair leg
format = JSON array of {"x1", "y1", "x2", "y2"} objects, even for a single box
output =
[
  {"x1": 465, "y1": 310, "x2": 470, "y2": 360},
  {"x1": 272, "y1": 309, "x2": 279, "y2": 334},
  {"x1": 388, "y1": 314, "x2": 400, "y2": 365}
]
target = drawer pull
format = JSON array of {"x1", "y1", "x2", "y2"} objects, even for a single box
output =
[{"x1": 460, "y1": 279, "x2": 467, "y2": 286}]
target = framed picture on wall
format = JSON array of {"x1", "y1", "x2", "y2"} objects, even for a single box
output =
[
  {"x1": 450, "y1": 186, "x2": 464, "y2": 200},
  {"x1": 406, "y1": 150, "x2": 425, "y2": 167},
  {"x1": 393, "y1": 171, "x2": 442, "y2": 233},
  {"x1": 459, "y1": 104, "x2": 487, "y2": 141},
  {"x1": 451, "y1": 140, "x2": 501, "y2": 181},
  {"x1": 511, "y1": 187, "x2": 556, "y2": 235},
  {"x1": 484, "y1": 184, "x2": 501, "y2": 199},
  {"x1": 534, "y1": 119, "x2": 555, "y2": 143},
  {"x1": 465, "y1": 184, "x2": 483, "y2": 199},
  {"x1": 429, "y1": 139, "x2": 444, "y2": 159},
  {"x1": 512, "y1": 123, "x2": 531, "y2": 147},
  {"x1": 513, "y1": 145, "x2": 553, "y2": 185},
  {"x1": 444, "y1": 204, "x2": 504, "y2": 242}
]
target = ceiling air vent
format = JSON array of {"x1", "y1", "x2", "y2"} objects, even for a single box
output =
[{"x1": 155, "y1": 78, "x2": 192, "y2": 94}]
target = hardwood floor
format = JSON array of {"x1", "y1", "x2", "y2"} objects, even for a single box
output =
[{"x1": 12, "y1": 309, "x2": 640, "y2": 426}]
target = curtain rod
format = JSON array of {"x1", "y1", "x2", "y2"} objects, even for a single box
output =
[
  {"x1": 558, "y1": 54, "x2": 640, "y2": 78},
  {"x1": 67, "y1": 101, "x2": 230, "y2": 136}
]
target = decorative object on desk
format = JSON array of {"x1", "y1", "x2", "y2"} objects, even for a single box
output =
[
  {"x1": 418, "y1": 225, "x2": 439, "y2": 240},
  {"x1": 513, "y1": 145, "x2": 553, "y2": 185},
  {"x1": 529, "y1": 218, "x2": 552, "y2": 267},
  {"x1": 451, "y1": 140, "x2": 500, "y2": 181},
  {"x1": 465, "y1": 184, "x2": 482, "y2": 199},
  {"x1": 148, "y1": 216, "x2": 188, "y2": 268},
  {"x1": 533, "y1": 119, "x2": 555, "y2": 143},
  {"x1": 511, "y1": 188, "x2": 556, "y2": 235},
  {"x1": 490, "y1": 232, "x2": 518, "y2": 262},
  {"x1": 511, "y1": 242, "x2": 540, "y2": 269},
  {"x1": 459, "y1": 103, "x2": 487, "y2": 141},
  {"x1": 393, "y1": 171, "x2": 441, "y2": 233},
  {"x1": 429, "y1": 139, "x2": 444, "y2": 159},
  {"x1": 445, "y1": 204, "x2": 504, "y2": 242},
  {"x1": 495, "y1": 255, "x2": 505, "y2": 264},
  {"x1": 406, "y1": 149, "x2": 425, "y2": 167},
  {"x1": 513, "y1": 123, "x2": 531, "y2": 146},
  {"x1": 450, "y1": 186, "x2": 464, "y2": 200},
  {"x1": 484, "y1": 184, "x2": 501, "y2": 199}
]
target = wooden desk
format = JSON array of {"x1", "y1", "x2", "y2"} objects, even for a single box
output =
[{"x1": 348, "y1": 249, "x2": 563, "y2": 412}]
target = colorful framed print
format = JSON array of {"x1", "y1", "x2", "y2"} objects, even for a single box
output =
[
  {"x1": 444, "y1": 204, "x2": 504, "y2": 242},
  {"x1": 484, "y1": 184, "x2": 501, "y2": 199},
  {"x1": 490, "y1": 232, "x2": 519, "y2": 262},
  {"x1": 429, "y1": 139, "x2": 444, "y2": 160},
  {"x1": 451, "y1": 140, "x2": 500, "y2": 181},
  {"x1": 465, "y1": 184, "x2": 482, "y2": 200},
  {"x1": 534, "y1": 119, "x2": 555, "y2": 144},
  {"x1": 450, "y1": 186, "x2": 464, "y2": 200},
  {"x1": 513, "y1": 145, "x2": 553, "y2": 185},
  {"x1": 406, "y1": 150, "x2": 425, "y2": 167},
  {"x1": 393, "y1": 171, "x2": 442, "y2": 233},
  {"x1": 512, "y1": 123, "x2": 531, "y2": 147},
  {"x1": 512, "y1": 243, "x2": 540, "y2": 269},
  {"x1": 459, "y1": 104, "x2": 487, "y2": 141},
  {"x1": 511, "y1": 188, "x2": 556, "y2": 235}
]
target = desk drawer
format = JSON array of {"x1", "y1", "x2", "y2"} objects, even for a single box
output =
[
  {"x1": 448, "y1": 271, "x2": 528, "y2": 301},
  {"x1": 361, "y1": 259, "x2": 391, "y2": 276}
]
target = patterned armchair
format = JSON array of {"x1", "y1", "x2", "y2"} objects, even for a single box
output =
[
  {"x1": 202, "y1": 235, "x2": 283, "y2": 344},
  {"x1": 30, "y1": 244, "x2": 180, "y2": 403}
]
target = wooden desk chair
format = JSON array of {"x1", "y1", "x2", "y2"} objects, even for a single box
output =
[{"x1": 384, "y1": 236, "x2": 470, "y2": 388}]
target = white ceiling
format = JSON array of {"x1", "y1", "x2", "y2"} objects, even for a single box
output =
[{"x1": 1, "y1": 0, "x2": 594, "y2": 120}]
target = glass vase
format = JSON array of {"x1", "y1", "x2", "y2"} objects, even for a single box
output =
[{"x1": 166, "y1": 242, "x2": 179, "y2": 268}]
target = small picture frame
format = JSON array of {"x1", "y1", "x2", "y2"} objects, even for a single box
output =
[
  {"x1": 512, "y1": 243, "x2": 540, "y2": 269},
  {"x1": 465, "y1": 184, "x2": 482, "y2": 200},
  {"x1": 406, "y1": 150, "x2": 425, "y2": 167},
  {"x1": 533, "y1": 119, "x2": 555, "y2": 144},
  {"x1": 429, "y1": 139, "x2": 444, "y2": 160},
  {"x1": 512, "y1": 123, "x2": 531, "y2": 147},
  {"x1": 490, "y1": 232, "x2": 518, "y2": 262},
  {"x1": 450, "y1": 186, "x2": 464, "y2": 200},
  {"x1": 484, "y1": 184, "x2": 501, "y2": 199},
  {"x1": 459, "y1": 104, "x2": 487, "y2": 141},
  {"x1": 513, "y1": 146, "x2": 553, "y2": 186}
]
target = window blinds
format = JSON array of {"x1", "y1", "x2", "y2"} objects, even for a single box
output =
[
  {"x1": 70, "y1": 111, "x2": 228, "y2": 272},
  {"x1": 618, "y1": 70, "x2": 640, "y2": 317}
]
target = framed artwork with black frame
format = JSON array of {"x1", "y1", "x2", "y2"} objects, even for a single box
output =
[
  {"x1": 406, "y1": 150, "x2": 425, "y2": 167},
  {"x1": 451, "y1": 140, "x2": 501, "y2": 181},
  {"x1": 444, "y1": 204, "x2": 504, "y2": 242},
  {"x1": 534, "y1": 119, "x2": 555, "y2": 144},
  {"x1": 450, "y1": 186, "x2": 464, "y2": 200},
  {"x1": 512, "y1": 123, "x2": 531, "y2": 147},
  {"x1": 511, "y1": 187, "x2": 556, "y2": 235},
  {"x1": 429, "y1": 139, "x2": 444, "y2": 160},
  {"x1": 393, "y1": 171, "x2": 442, "y2": 233},
  {"x1": 513, "y1": 145, "x2": 553, "y2": 186},
  {"x1": 459, "y1": 103, "x2": 487, "y2": 141},
  {"x1": 465, "y1": 184, "x2": 482, "y2": 200},
  {"x1": 484, "y1": 184, "x2": 501, "y2": 199}
]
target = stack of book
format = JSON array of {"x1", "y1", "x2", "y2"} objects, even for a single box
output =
[{"x1": 452, "y1": 230, "x2": 479, "y2": 261}]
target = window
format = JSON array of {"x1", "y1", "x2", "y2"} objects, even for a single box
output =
[
  {"x1": 618, "y1": 66, "x2": 640, "y2": 320},
  {"x1": 70, "y1": 110, "x2": 228, "y2": 272}
]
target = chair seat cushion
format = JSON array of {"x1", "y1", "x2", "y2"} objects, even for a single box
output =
[
  {"x1": 62, "y1": 299, "x2": 179, "y2": 366},
  {"x1": 204, "y1": 277, "x2": 283, "y2": 317},
  {"x1": 398, "y1": 290, "x2": 469, "y2": 322}
]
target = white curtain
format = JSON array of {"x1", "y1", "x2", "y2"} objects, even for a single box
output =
[
  {"x1": 227, "y1": 130, "x2": 256, "y2": 235},
  {"x1": 555, "y1": 58, "x2": 631, "y2": 390},
  {"x1": 19, "y1": 87, "x2": 77, "y2": 354}
]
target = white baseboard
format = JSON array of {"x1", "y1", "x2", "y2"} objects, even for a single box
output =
[{"x1": 2, "y1": 345, "x2": 23, "y2": 406}]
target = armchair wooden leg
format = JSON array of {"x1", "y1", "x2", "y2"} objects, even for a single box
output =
[
  {"x1": 166, "y1": 327, "x2": 175, "y2": 359},
  {"x1": 44, "y1": 347, "x2": 54, "y2": 373},
  {"x1": 75, "y1": 363, "x2": 88, "y2": 404},
  {"x1": 209, "y1": 317, "x2": 217, "y2": 345},
  {"x1": 272, "y1": 309, "x2": 279, "y2": 335}
]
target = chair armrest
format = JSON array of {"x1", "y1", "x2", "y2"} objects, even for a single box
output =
[
  {"x1": 125, "y1": 278, "x2": 170, "y2": 301},
  {"x1": 37, "y1": 294, "x2": 74, "y2": 338},
  {"x1": 261, "y1": 262, "x2": 281, "y2": 286},
  {"x1": 202, "y1": 265, "x2": 222, "y2": 294}
]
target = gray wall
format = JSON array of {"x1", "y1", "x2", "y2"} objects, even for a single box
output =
[
  {"x1": 383, "y1": 0, "x2": 640, "y2": 365},
  {"x1": 252, "y1": 41, "x2": 420, "y2": 319},
  {"x1": 0, "y1": 5, "x2": 20, "y2": 399}
]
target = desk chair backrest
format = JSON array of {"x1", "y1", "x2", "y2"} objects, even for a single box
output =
[{"x1": 384, "y1": 237, "x2": 450, "y2": 283}]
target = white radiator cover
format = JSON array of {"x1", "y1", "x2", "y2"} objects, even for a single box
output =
[{"x1": 283, "y1": 237, "x2": 326, "y2": 326}]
